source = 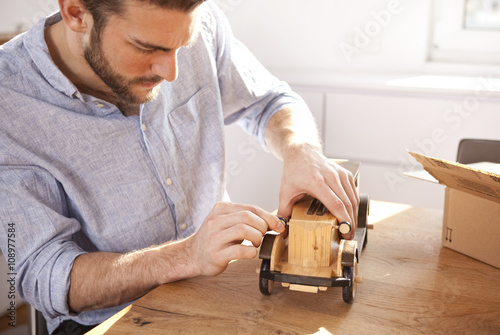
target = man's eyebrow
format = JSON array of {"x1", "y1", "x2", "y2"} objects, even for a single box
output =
[
  {"x1": 131, "y1": 37, "x2": 173, "y2": 52},
  {"x1": 131, "y1": 36, "x2": 196, "y2": 52}
]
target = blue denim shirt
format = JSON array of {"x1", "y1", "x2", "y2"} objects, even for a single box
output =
[{"x1": 0, "y1": 1, "x2": 309, "y2": 331}]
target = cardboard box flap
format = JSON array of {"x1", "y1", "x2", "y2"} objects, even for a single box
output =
[{"x1": 409, "y1": 151, "x2": 500, "y2": 204}]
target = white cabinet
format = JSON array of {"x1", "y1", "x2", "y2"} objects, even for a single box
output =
[
  {"x1": 323, "y1": 91, "x2": 500, "y2": 208},
  {"x1": 324, "y1": 93, "x2": 452, "y2": 163},
  {"x1": 324, "y1": 92, "x2": 500, "y2": 163}
]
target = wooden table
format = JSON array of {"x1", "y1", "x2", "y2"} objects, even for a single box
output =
[{"x1": 87, "y1": 201, "x2": 500, "y2": 334}]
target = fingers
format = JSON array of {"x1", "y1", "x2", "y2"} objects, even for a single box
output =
[
  {"x1": 315, "y1": 167, "x2": 359, "y2": 239},
  {"x1": 210, "y1": 202, "x2": 285, "y2": 234},
  {"x1": 338, "y1": 166, "x2": 359, "y2": 239},
  {"x1": 192, "y1": 202, "x2": 285, "y2": 276},
  {"x1": 190, "y1": 239, "x2": 259, "y2": 277},
  {"x1": 279, "y1": 160, "x2": 359, "y2": 240},
  {"x1": 314, "y1": 187, "x2": 353, "y2": 239},
  {"x1": 325, "y1": 165, "x2": 359, "y2": 225},
  {"x1": 210, "y1": 212, "x2": 267, "y2": 248},
  {"x1": 277, "y1": 193, "x2": 305, "y2": 220},
  {"x1": 213, "y1": 244, "x2": 259, "y2": 265}
]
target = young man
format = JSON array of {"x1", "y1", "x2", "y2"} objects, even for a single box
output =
[{"x1": 0, "y1": 0, "x2": 358, "y2": 333}]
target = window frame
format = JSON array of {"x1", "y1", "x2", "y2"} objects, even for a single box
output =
[{"x1": 429, "y1": 0, "x2": 500, "y2": 65}]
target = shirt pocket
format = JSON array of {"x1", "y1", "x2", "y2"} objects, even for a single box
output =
[{"x1": 167, "y1": 84, "x2": 222, "y2": 168}]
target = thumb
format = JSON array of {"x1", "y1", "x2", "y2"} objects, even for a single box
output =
[{"x1": 278, "y1": 193, "x2": 305, "y2": 220}]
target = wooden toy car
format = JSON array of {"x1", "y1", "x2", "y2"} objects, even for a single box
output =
[{"x1": 258, "y1": 161, "x2": 369, "y2": 303}]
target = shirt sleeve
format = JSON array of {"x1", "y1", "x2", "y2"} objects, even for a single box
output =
[
  {"x1": 0, "y1": 164, "x2": 86, "y2": 319},
  {"x1": 208, "y1": 2, "x2": 312, "y2": 151}
]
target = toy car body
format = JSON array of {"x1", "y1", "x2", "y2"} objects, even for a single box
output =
[{"x1": 258, "y1": 161, "x2": 369, "y2": 303}]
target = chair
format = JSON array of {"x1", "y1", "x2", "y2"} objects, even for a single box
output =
[
  {"x1": 29, "y1": 305, "x2": 48, "y2": 335},
  {"x1": 456, "y1": 139, "x2": 500, "y2": 164}
]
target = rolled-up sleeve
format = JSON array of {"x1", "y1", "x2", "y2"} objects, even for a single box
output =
[
  {"x1": 0, "y1": 165, "x2": 86, "y2": 318},
  {"x1": 211, "y1": 3, "x2": 311, "y2": 150}
]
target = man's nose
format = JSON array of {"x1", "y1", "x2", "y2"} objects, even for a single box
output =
[{"x1": 151, "y1": 50, "x2": 178, "y2": 82}]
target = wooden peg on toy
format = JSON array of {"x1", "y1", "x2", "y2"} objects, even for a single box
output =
[{"x1": 338, "y1": 221, "x2": 351, "y2": 235}]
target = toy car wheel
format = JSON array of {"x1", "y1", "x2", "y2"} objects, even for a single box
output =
[
  {"x1": 259, "y1": 259, "x2": 274, "y2": 295},
  {"x1": 342, "y1": 257, "x2": 358, "y2": 303},
  {"x1": 358, "y1": 194, "x2": 370, "y2": 228},
  {"x1": 358, "y1": 194, "x2": 370, "y2": 246}
]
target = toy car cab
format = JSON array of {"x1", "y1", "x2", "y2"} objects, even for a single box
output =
[{"x1": 258, "y1": 161, "x2": 369, "y2": 303}]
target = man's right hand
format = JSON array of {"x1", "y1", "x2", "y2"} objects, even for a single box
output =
[
  {"x1": 68, "y1": 202, "x2": 284, "y2": 313},
  {"x1": 184, "y1": 202, "x2": 285, "y2": 277}
]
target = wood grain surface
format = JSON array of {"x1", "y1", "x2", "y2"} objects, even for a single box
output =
[{"x1": 87, "y1": 201, "x2": 500, "y2": 335}]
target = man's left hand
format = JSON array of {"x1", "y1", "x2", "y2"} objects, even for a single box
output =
[{"x1": 277, "y1": 143, "x2": 359, "y2": 240}]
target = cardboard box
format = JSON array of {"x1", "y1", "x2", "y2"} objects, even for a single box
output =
[{"x1": 407, "y1": 151, "x2": 500, "y2": 269}]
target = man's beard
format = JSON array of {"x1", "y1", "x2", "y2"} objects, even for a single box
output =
[{"x1": 83, "y1": 27, "x2": 163, "y2": 105}]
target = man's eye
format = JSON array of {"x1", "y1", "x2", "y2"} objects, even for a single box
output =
[{"x1": 136, "y1": 46, "x2": 155, "y2": 54}]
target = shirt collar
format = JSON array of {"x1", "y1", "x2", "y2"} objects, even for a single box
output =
[{"x1": 24, "y1": 12, "x2": 82, "y2": 101}]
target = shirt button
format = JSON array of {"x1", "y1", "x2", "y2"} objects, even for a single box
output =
[
  {"x1": 180, "y1": 222, "x2": 188, "y2": 231},
  {"x1": 141, "y1": 123, "x2": 147, "y2": 132},
  {"x1": 166, "y1": 178, "x2": 173, "y2": 186},
  {"x1": 95, "y1": 103, "x2": 104, "y2": 108}
]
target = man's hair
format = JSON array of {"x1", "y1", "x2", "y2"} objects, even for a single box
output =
[{"x1": 81, "y1": 0, "x2": 205, "y2": 35}]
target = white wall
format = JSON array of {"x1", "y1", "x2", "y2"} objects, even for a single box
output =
[
  {"x1": 0, "y1": 0, "x2": 58, "y2": 34},
  {"x1": 216, "y1": 0, "x2": 431, "y2": 74}
]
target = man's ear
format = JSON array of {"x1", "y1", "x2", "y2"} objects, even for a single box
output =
[{"x1": 58, "y1": 0, "x2": 91, "y2": 33}]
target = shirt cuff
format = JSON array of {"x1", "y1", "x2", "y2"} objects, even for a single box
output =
[{"x1": 48, "y1": 242, "x2": 87, "y2": 317}]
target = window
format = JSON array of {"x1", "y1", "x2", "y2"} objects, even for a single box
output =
[
  {"x1": 430, "y1": 0, "x2": 500, "y2": 65},
  {"x1": 465, "y1": 0, "x2": 500, "y2": 29}
]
